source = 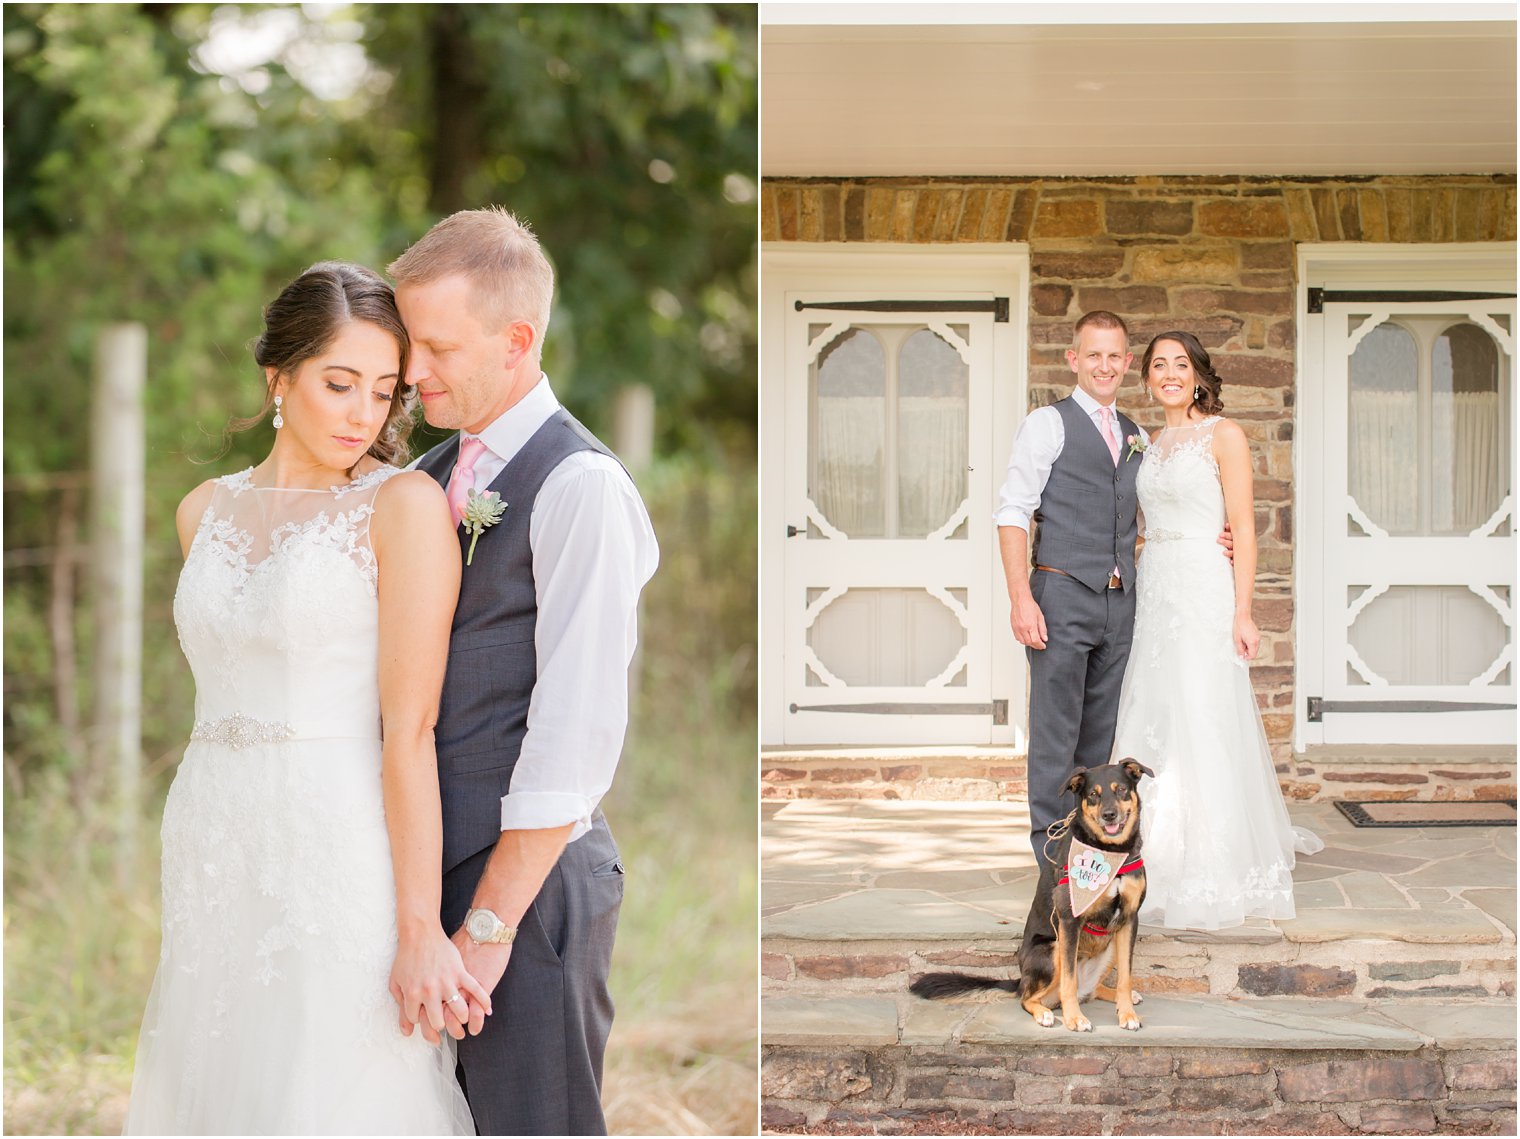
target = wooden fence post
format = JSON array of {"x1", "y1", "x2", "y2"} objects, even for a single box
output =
[
  {"x1": 91, "y1": 323, "x2": 147, "y2": 866},
  {"x1": 612, "y1": 384, "x2": 655, "y2": 732},
  {"x1": 613, "y1": 384, "x2": 655, "y2": 473}
]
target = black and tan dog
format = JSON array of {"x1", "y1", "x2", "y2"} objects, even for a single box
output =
[{"x1": 909, "y1": 759, "x2": 1153, "y2": 1032}]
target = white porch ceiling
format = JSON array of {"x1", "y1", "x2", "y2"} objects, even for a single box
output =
[{"x1": 761, "y1": 16, "x2": 1518, "y2": 177}]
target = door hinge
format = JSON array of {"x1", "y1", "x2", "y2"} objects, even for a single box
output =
[
  {"x1": 1306, "y1": 287, "x2": 1512, "y2": 316},
  {"x1": 1307, "y1": 696, "x2": 1323, "y2": 722},
  {"x1": 993, "y1": 699, "x2": 1009, "y2": 725},
  {"x1": 994, "y1": 297, "x2": 1010, "y2": 323}
]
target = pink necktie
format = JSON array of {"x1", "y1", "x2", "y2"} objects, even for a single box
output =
[
  {"x1": 1099, "y1": 406, "x2": 1120, "y2": 465},
  {"x1": 447, "y1": 436, "x2": 489, "y2": 526}
]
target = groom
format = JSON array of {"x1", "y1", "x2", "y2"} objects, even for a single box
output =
[
  {"x1": 996, "y1": 310, "x2": 1140, "y2": 867},
  {"x1": 390, "y1": 208, "x2": 658, "y2": 1134}
]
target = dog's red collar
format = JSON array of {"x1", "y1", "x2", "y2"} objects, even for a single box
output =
[
  {"x1": 1082, "y1": 922, "x2": 1112, "y2": 937},
  {"x1": 1057, "y1": 852, "x2": 1144, "y2": 889}
]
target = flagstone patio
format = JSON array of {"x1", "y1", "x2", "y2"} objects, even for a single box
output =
[{"x1": 761, "y1": 799, "x2": 1517, "y2": 1134}]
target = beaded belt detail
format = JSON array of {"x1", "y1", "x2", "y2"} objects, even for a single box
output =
[
  {"x1": 191, "y1": 713, "x2": 296, "y2": 750},
  {"x1": 1145, "y1": 528, "x2": 1212, "y2": 543}
]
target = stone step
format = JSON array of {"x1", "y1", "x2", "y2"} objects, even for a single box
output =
[
  {"x1": 761, "y1": 992, "x2": 1517, "y2": 1135},
  {"x1": 761, "y1": 746, "x2": 1517, "y2": 803},
  {"x1": 763, "y1": 924, "x2": 1515, "y2": 1005},
  {"x1": 762, "y1": 800, "x2": 1516, "y2": 1002}
]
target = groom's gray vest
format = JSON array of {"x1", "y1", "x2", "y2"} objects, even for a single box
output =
[
  {"x1": 417, "y1": 409, "x2": 618, "y2": 872},
  {"x1": 1031, "y1": 397, "x2": 1140, "y2": 594}
]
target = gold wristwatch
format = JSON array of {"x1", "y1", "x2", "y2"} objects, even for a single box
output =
[{"x1": 464, "y1": 907, "x2": 518, "y2": 945}]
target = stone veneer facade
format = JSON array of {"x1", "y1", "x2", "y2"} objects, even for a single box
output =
[
  {"x1": 762, "y1": 1045, "x2": 1517, "y2": 1136},
  {"x1": 762, "y1": 174, "x2": 1518, "y2": 771}
]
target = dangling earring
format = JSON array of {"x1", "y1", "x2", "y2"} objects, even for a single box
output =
[
  {"x1": 272, "y1": 394, "x2": 284, "y2": 430},
  {"x1": 1147, "y1": 384, "x2": 1154, "y2": 402},
  {"x1": 1193, "y1": 384, "x2": 1202, "y2": 403}
]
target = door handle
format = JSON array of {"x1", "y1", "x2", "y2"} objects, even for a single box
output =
[{"x1": 787, "y1": 524, "x2": 802, "y2": 537}]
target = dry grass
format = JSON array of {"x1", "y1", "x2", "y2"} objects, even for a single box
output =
[
  {"x1": 4, "y1": 1009, "x2": 755, "y2": 1136},
  {"x1": 4, "y1": 456, "x2": 758, "y2": 1135},
  {"x1": 604, "y1": 1000, "x2": 758, "y2": 1135}
]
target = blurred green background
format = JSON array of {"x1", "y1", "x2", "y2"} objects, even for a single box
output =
[{"x1": 3, "y1": 4, "x2": 757, "y2": 1133}]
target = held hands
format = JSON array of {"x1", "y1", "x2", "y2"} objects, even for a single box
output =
[
  {"x1": 1234, "y1": 613, "x2": 1261, "y2": 661},
  {"x1": 390, "y1": 927, "x2": 493, "y2": 1046},
  {"x1": 446, "y1": 926, "x2": 513, "y2": 1039},
  {"x1": 1218, "y1": 521, "x2": 1235, "y2": 563},
  {"x1": 1011, "y1": 590, "x2": 1048, "y2": 651}
]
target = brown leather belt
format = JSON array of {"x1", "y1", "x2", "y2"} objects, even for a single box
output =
[{"x1": 1036, "y1": 565, "x2": 1122, "y2": 590}]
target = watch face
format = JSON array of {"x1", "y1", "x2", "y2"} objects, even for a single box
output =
[{"x1": 466, "y1": 910, "x2": 497, "y2": 941}]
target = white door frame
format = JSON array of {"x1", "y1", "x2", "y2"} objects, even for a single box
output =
[
  {"x1": 760, "y1": 243, "x2": 1029, "y2": 746},
  {"x1": 1295, "y1": 241, "x2": 1518, "y2": 750}
]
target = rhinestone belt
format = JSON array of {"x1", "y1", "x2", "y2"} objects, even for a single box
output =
[
  {"x1": 1145, "y1": 528, "x2": 1213, "y2": 543},
  {"x1": 190, "y1": 713, "x2": 296, "y2": 750}
]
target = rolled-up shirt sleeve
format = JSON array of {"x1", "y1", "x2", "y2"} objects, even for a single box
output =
[
  {"x1": 500, "y1": 452, "x2": 659, "y2": 842},
  {"x1": 993, "y1": 404, "x2": 1064, "y2": 531}
]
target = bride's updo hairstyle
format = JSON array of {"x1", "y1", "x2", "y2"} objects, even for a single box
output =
[
  {"x1": 1139, "y1": 330, "x2": 1225, "y2": 416},
  {"x1": 230, "y1": 261, "x2": 416, "y2": 467}
]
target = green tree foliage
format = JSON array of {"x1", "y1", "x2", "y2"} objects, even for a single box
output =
[
  {"x1": 4, "y1": 3, "x2": 400, "y2": 784},
  {"x1": 361, "y1": 4, "x2": 757, "y2": 455},
  {"x1": 3, "y1": 1, "x2": 757, "y2": 780},
  {"x1": 5, "y1": 10, "x2": 757, "y2": 1121}
]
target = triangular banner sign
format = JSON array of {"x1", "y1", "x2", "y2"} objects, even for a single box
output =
[{"x1": 1067, "y1": 836, "x2": 1123, "y2": 918}]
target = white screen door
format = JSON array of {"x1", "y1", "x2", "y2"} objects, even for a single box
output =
[
  {"x1": 1313, "y1": 297, "x2": 1515, "y2": 744},
  {"x1": 781, "y1": 297, "x2": 997, "y2": 744}
]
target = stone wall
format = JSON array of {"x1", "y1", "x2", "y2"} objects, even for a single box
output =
[
  {"x1": 759, "y1": 750, "x2": 1517, "y2": 803},
  {"x1": 761, "y1": 174, "x2": 1518, "y2": 764},
  {"x1": 761, "y1": 1044, "x2": 1517, "y2": 1135},
  {"x1": 761, "y1": 752, "x2": 1027, "y2": 802}
]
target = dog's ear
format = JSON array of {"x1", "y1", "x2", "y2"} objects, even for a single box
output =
[
  {"x1": 1066, "y1": 767, "x2": 1090, "y2": 796},
  {"x1": 1120, "y1": 758, "x2": 1155, "y2": 784}
]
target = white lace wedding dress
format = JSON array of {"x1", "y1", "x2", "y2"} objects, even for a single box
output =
[
  {"x1": 124, "y1": 465, "x2": 475, "y2": 1135},
  {"x1": 1111, "y1": 418, "x2": 1322, "y2": 932}
]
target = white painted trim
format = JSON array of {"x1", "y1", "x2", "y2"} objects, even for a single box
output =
[
  {"x1": 1293, "y1": 242, "x2": 1518, "y2": 750},
  {"x1": 760, "y1": 243, "x2": 1030, "y2": 746},
  {"x1": 1295, "y1": 242, "x2": 1518, "y2": 286}
]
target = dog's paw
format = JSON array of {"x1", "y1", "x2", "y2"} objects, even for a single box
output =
[
  {"x1": 1131, "y1": 990, "x2": 1144, "y2": 1005},
  {"x1": 1063, "y1": 1013, "x2": 1093, "y2": 1033},
  {"x1": 1034, "y1": 1009, "x2": 1055, "y2": 1028},
  {"x1": 1119, "y1": 1012, "x2": 1142, "y2": 1031}
]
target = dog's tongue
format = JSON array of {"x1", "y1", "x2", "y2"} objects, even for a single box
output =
[{"x1": 1103, "y1": 822, "x2": 1123, "y2": 836}]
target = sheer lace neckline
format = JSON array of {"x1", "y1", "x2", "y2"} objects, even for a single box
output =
[
  {"x1": 1156, "y1": 416, "x2": 1220, "y2": 435},
  {"x1": 221, "y1": 465, "x2": 397, "y2": 497}
]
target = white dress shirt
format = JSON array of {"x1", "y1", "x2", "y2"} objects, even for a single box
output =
[
  {"x1": 451, "y1": 374, "x2": 659, "y2": 844},
  {"x1": 994, "y1": 385, "x2": 1128, "y2": 532}
]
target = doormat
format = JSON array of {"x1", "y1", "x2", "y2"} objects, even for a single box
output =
[{"x1": 1334, "y1": 800, "x2": 1517, "y2": 828}]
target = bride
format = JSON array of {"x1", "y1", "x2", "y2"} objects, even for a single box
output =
[
  {"x1": 125, "y1": 262, "x2": 482, "y2": 1133},
  {"x1": 1111, "y1": 330, "x2": 1321, "y2": 932}
]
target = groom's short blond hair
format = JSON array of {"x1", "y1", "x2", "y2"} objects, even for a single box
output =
[
  {"x1": 388, "y1": 207, "x2": 554, "y2": 346},
  {"x1": 1073, "y1": 310, "x2": 1128, "y2": 342}
]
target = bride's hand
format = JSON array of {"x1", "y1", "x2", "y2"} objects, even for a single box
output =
[
  {"x1": 1234, "y1": 613, "x2": 1260, "y2": 661},
  {"x1": 388, "y1": 927, "x2": 493, "y2": 1046}
]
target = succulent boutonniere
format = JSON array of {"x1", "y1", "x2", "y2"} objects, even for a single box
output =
[
  {"x1": 1124, "y1": 434, "x2": 1148, "y2": 462},
  {"x1": 460, "y1": 488, "x2": 507, "y2": 566}
]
